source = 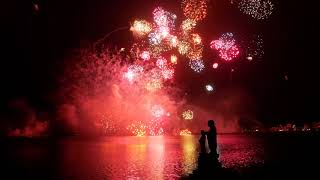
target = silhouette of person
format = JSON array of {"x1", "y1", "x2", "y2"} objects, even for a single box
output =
[
  {"x1": 207, "y1": 120, "x2": 218, "y2": 157},
  {"x1": 199, "y1": 130, "x2": 207, "y2": 154}
]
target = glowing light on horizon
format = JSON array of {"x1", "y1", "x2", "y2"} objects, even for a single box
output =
[
  {"x1": 127, "y1": 122, "x2": 147, "y2": 136},
  {"x1": 150, "y1": 127, "x2": 164, "y2": 136},
  {"x1": 180, "y1": 129, "x2": 192, "y2": 136},
  {"x1": 182, "y1": 110, "x2": 193, "y2": 120}
]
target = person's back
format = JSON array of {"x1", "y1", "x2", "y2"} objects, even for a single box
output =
[{"x1": 207, "y1": 120, "x2": 217, "y2": 155}]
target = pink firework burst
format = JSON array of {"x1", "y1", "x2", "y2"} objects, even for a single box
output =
[
  {"x1": 151, "y1": 105, "x2": 165, "y2": 118},
  {"x1": 156, "y1": 57, "x2": 168, "y2": 69},
  {"x1": 153, "y1": 7, "x2": 177, "y2": 29},
  {"x1": 124, "y1": 65, "x2": 143, "y2": 82},
  {"x1": 210, "y1": 33, "x2": 240, "y2": 61},
  {"x1": 161, "y1": 67, "x2": 174, "y2": 79},
  {"x1": 140, "y1": 51, "x2": 151, "y2": 61}
]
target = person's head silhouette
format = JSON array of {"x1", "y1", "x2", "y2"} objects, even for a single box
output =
[
  {"x1": 208, "y1": 120, "x2": 215, "y2": 128},
  {"x1": 200, "y1": 130, "x2": 206, "y2": 136}
]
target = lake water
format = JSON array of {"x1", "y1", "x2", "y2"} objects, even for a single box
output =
[
  {"x1": 4, "y1": 134, "x2": 320, "y2": 179},
  {"x1": 57, "y1": 135, "x2": 264, "y2": 179}
]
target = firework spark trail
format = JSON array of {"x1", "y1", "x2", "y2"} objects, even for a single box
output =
[{"x1": 246, "y1": 34, "x2": 264, "y2": 60}]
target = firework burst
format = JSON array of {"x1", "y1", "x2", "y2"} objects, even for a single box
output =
[
  {"x1": 210, "y1": 33, "x2": 240, "y2": 61},
  {"x1": 127, "y1": 122, "x2": 147, "y2": 136},
  {"x1": 205, "y1": 84, "x2": 215, "y2": 92},
  {"x1": 153, "y1": 7, "x2": 177, "y2": 29},
  {"x1": 124, "y1": 65, "x2": 144, "y2": 83},
  {"x1": 178, "y1": 41, "x2": 191, "y2": 55},
  {"x1": 170, "y1": 55, "x2": 178, "y2": 64},
  {"x1": 151, "y1": 105, "x2": 165, "y2": 118},
  {"x1": 181, "y1": 19, "x2": 197, "y2": 32},
  {"x1": 212, "y1": 62, "x2": 219, "y2": 69},
  {"x1": 140, "y1": 51, "x2": 151, "y2": 61},
  {"x1": 189, "y1": 59, "x2": 205, "y2": 73},
  {"x1": 181, "y1": 0, "x2": 208, "y2": 21},
  {"x1": 238, "y1": 0, "x2": 274, "y2": 20},
  {"x1": 156, "y1": 57, "x2": 168, "y2": 69},
  {"x1": 130, "y1": 20, "x2": 152, "y2": 37},
  {"x1": 182, "y1": 110, "x2": 194, "y2": 120},
  {"x1": 161, "y1": 67, "x2": 175, "y2": 80}
]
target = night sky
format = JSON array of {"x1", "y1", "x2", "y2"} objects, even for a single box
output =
[{"x1": 1, "y1": 0, "x2": 316, "y2": 128}]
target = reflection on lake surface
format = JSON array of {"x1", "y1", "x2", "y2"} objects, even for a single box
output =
[{"x1": 57, "y1": 135, "x2": 264, "y2": 179}]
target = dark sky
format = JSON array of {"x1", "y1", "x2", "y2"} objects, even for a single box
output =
[{"x1": 1, "y1": 0, "x2": 317, "y2": 125}]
